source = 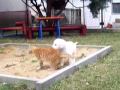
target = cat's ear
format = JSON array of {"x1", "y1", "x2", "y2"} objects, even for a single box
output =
[
  {"x1": 29, "y1": 46, "x2": 37, "y2": 54},
  {"x1": 30, "y1": 46, "x2": 37, "y2": 50},
  {"x1": 29, "y1": 50, "x2": 33, "y2": 54}
]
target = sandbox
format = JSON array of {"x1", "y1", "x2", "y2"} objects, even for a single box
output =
[{"x1": 0, "y1": 43, "x2": 111, "y2": 90}]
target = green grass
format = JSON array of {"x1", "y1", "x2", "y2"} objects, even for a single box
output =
[
  {"x1": 0, "y1": 83, "x2": 35, "y2": 90},
  {"x1": 0, "y1": 32, "x2": 120, "y2": 90}
]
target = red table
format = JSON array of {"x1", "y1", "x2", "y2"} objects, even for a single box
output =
[{"x1": 36, "y1": 16, "x2": 64, "y2": 39}]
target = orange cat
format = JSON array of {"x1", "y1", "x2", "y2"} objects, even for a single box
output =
[{"x1": 29, "y1": 47, "x2": 62, "y2": 70}]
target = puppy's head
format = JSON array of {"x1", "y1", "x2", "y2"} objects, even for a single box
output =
[{"x1": 52, "y1": 38, "x2": 66, "y2": 49}]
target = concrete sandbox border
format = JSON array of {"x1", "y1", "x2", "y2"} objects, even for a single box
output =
[{"x1": 0, "y1": 43, "x2": 112, "y2": 90}]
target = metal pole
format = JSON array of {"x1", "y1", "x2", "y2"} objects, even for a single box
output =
[
  {"x1": 101, "y1": 9, "x2": 104, "y2": 29},
  {"x1": 83, "y1": 0, "x2": 85, "y2": 25},
  {"x1": 26, "y1": 0, "x2": 29, "y2": 26}
]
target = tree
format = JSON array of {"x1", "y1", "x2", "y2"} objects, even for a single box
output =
[
  {"x1": 85, "y1": 0, "x2": 111, "y2": 28},
  {"x1": 29, "y1": 0, "x2": 69, "y2": 17},
  {"x1": 87, "y1": 0, "x2": 111, "y2": 17},
  {"x1": 25, "y1": 0, "x2": 111, "y2": 18},
  {"x1": 24, "y1": 0, "x2": 69, "y2": 26}
]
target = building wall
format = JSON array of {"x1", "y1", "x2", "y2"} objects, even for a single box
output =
[
  {"x1": 4, "y1": 0, "x2": 118, "y2": 29},
  {"x1": 0, "y1": 0, "x2": 27, "y2": 27},
  {"x1": 66, "y1": 0, "x2": 120, "y2": 29},
  {"x1": 0, "y1": 0, "x2": 26, "y2": 11},
  {"x1": 62, "y1": 9, "x2": 81, "y2": 25}
]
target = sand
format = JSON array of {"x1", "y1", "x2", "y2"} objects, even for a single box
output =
[{"x1": 0, "y1": 45, "x2": 99, "y2": 79}]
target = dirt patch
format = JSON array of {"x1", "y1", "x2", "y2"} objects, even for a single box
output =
[{"x1": 0, "y1": 44, "x2": 99, "y2": 79}]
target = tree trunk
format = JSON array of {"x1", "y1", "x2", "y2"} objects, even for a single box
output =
[
  {"x1": 46, "y1": 0, "x2": 53, "y2": 16},
  {"x1": 46, "y1": 0, "x2": 53, "y2": 26}
]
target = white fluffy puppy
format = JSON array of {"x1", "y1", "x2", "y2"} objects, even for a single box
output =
[
  {"x1": 52, "y1": 38, "x2": 78, "y2": 64},
  {"x1": 52, "y1": 38, "x2": 66, "y2": 51}
]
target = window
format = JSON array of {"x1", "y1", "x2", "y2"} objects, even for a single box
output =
[{"x1": 112, "y1": 3, "x2": 120, "y2": 13}]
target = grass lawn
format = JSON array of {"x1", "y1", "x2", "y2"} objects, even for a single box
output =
[
  {"x1": 0, "y1": 83, "x2": 35, "y2": 90},
  {"x1": 0, "y1": 32, "x2": 120, "y2": 90}
]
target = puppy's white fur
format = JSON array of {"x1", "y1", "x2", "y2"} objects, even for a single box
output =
[
  {"x1": 52, "y1": 38, "x2": 66, "y2": 50},
  {"x1": 52, "y1": 38, "x2": 78, "y2": 64}
]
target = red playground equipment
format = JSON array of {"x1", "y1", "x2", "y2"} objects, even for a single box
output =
[{"x1": 0, "y1": 11, "x2": 87, "y2": 39}]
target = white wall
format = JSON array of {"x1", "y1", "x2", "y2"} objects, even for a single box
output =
[
  {"x1": 66, "y1": 0, "x2": 120, "y2": 29},
  {"x1": 0, "y1": 0, "x2": 26, "y2": 11},
  {"x1": 66, "y1": 0, "x2": 101, "y2": 29},
  {"x1": 113, "y1": 0, "x2": 120, "y2": 3}
]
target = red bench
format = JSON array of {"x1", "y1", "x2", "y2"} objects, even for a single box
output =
[
  {"x1": 0, "y1": 21, "x2": 27, "y2": 38},
  {"x1": 0, "y1": 11, "x2": 29, "y2": 38},
  {"x1": 0, "y1": 27, "x2": 22, "y2": 31},
  {"x1": 61, "y1": 25, "x2": 87, "y2": 35},
  {"x1": 27, "y1": 24, "x2": 87, "y2": 39}
]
